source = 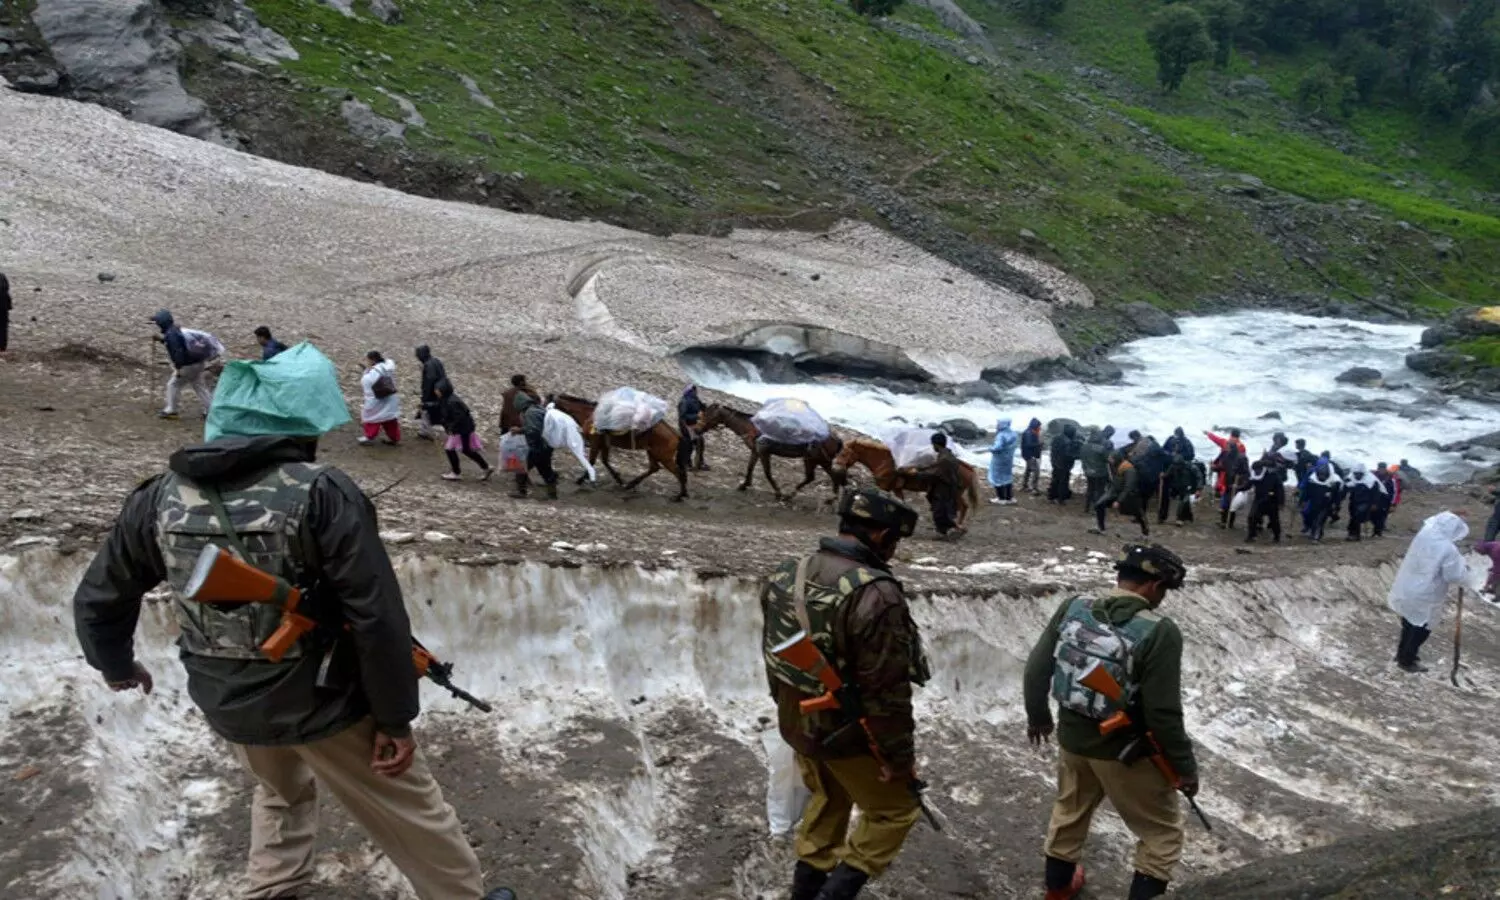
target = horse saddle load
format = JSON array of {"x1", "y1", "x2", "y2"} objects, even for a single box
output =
[
  {"x1": 594, "y1": 387, "x2": 669, "y2": 435},
  {"x1": 888, "y1": 428, "x2": 940, "y2": 470},
  {"x1": 752, "y1": 398, "x2": 830, "y2": 445}
]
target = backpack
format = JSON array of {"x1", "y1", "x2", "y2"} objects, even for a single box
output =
[
  {"x1": 1050, "y1": 597, "x2": 1160, "y2": 720},
  {"x1": 372, "y1": 368, "x2": 397, "y2": 399},
  {"x1": 1134, "y1": 442, "x2": 1169, "y2": 489},
  {"x1": 762, "y1": 555, "x2": 929, "y2": 698},
  {"x1": 180, "y1": 328, "x2": 223, "y2": 363}
]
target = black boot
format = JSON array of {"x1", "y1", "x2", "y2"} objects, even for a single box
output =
[
  {"x1": 813, "y1": 863, "x2": 869, "y2": 900},
  {"x1": 483, "y1": 890, "x2": 518, "y2": 900},
  {"x1": 1127, "y1": 872, "x2": 1169, "y2": 900},
  {"x1": 791, "y1": 861, "x2": 830, "y2": 900}
]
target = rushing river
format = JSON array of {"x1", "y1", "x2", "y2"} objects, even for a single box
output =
[{"x1": 686, "y1": 311, "x2": 1500, "y2": 483}]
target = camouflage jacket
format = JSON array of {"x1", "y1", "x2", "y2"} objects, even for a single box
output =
[
  {"x1": 1022, "y1": 589, "x2": 1197, "y2": 778},
  {"x1": 761, "y1": 537, "x2": 924, "y2": 771}
]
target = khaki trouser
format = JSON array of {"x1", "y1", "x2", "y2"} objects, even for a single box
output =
[
  {"x1": 230, "y1": 718, "x2": 483, "y2": 900},
  {"x1": 795, "y1": 753, "x2": 921, "y2": 878},
  {"x1": 1044, "y1": 749, "x2": 1184, "y2": 883},
  {"x1": 165, "y1": 361, "x2": 214, "y2": 414}
]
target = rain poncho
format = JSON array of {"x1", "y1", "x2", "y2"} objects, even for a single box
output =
[
  {"x1": 989, "y1": 419, "x2": 1018, "y2": 487},
  {"x1": 752, "y1": 398, "x2": 830, "y2": 445},
  {"x1": 360, "y1": 359, "x2": 400, "y2": 423},
  {"x1": 204, "y1": 342, "x2": 351, "y2": 442},
  {"x1": 544, "y1": 403, "x2": 597, "y2": 482},
  {"x1": 889, "y1": 428, "x2": 939, "y2": 470},
  {"x1": 595, "y1": 387, "x2": 669, "y2": 434},
  {"x1": 1387, "y1": 512, "x2": 1470, "y2": 628}
]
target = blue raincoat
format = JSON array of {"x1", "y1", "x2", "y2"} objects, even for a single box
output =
[{"x1": 989, "y1": 418, "x2": 1019, "y2": 487}]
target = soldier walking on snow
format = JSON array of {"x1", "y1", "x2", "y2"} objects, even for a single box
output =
[
  {"x1": 1024, "y1": 544, "x2": 1197, "y2": 900},
  {"x1": 762, "y1": 488, "x2": 929, "y2": 900},
  {"x1": 72, "y1": 358, "x2": 516, "y2": 900}
]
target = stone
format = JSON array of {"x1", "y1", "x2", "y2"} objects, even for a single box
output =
[
  {"x1": 10, "y1": 69, "x2": 62, "y2": 93},
  {"x1": 1405, "y1": 349, "x2": 1465, "y2": 377},
  {"x1": 368, "y1": 0, "x2": 402, "y2": 24},
  {"x1": 375, "y1": 87, "x2": 424, "y2": 127},
  {"x1": 97, "y1": 271, "x2": 116, "y2": 282},
  {"x1": 422, "y1": 531, "x2": 455, "y2": 543},
  {"x1": 1044, "y1": 418, "x2": 1081, "y2": 439},
  {"x1": 341, "y1": 99, "x2": 406, "y2": 142},
  {"x1": 9, "y1": 509, "x2": 46, "y2": 521},
  {"x1": 1019, "y1": 228, "x2": 1038, "y2": 241},
  {"x1": 760, "y1": 179, "x2": 782, "y2": 192},
  {"x1": 951, "y1": 380, "x2": 1004, "y2": 403},
  {"x1": 1334, "y1": 366, "x2": 1383, "y2": 387},
  {"x1": 178, "y1": 1, "x2": 298, "y2": 65},
  {"x1": 459, "y1": 74, "x2": 496, "y2": 109},
  {"x1": 1438, "y1": 430, "x2": 1500, "y2": 453},
  {"x1": 1258, "y1": 410, "x2": 1282, "y2": 420},
  {"x1": 1227, "y1": 75, "x2": 1270, "y2": 95},
  {"x1": 379, "y1": 530, "x2": 417, "y2": 544},
  {"x1": 320, "y1": 0, "x2": 355, "y2": 15},
  {"x1": 1123, "y1": 301, "x2": 1180, "y2": 337},
  {"x1": 965, "y1": 54, "x2": 980, "y2": 65},
  {"x1": 1431, "y1": 236, "x2": 1460, "y2": 260},
  {"x1": 938, "y1": 418, "x2": 986, "y2": 441},
  {"x1": 1420, "y1": 325, "x2": 1458, "y2": 348}
]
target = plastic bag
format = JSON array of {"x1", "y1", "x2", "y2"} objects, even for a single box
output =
[
  {"x1": 752, "y1": 398, "x2": 830, "y2": 445},
  {"x1": 181, "y1": 328, "x2": 224, "y2": 362},
  {"x1": 544, "y1": 406, "x2": 596, "y2": 482},
  {"x1": 889, "y1": 428, "x2": 939, "y2": 470},
  {"x1": 763, "y1": 730, "x2": 810, "y2": 836},
  {"x1": 499, "y1": 433, "x2": 529, "y2": 473},
  {"x1": 1229, "y1": 490, "x2": 1250, "y2": 513},
  {"x1": 594, "y1": 387, "x2": 669, "y2": 434},
  {"x1": 204, "y1": 342, "x2": 351, "y2": 442}
]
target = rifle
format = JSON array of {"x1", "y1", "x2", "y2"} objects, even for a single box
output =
[
  {"x1": 183, "y1": 544, "x2": 493, "y2": 712},
  {"x1": 771, "y1": 631, "x2": 945, "y2": 831},
  {"x1": 1077, "y1": 661, "x2": 1211, "y2": 831},
  {"x1": 1451, "y1": 588, "x2": 1465, "y2": 688}
]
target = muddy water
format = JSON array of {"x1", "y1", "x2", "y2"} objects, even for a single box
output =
[{"x1": 1, "y1": 549, "x2": 1496, "y2": 898}]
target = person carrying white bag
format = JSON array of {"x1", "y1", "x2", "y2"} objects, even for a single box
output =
[{"x1": 544, "y1": 402, "x2": 596, "y2": 483}]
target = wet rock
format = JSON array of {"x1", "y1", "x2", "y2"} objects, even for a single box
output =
[
  {"x1": 375, "y1": 87, "x2": 425, "y2": 127},
  {"x1": 341, "y1": 99, "x2": 406, "y2": 143},
  {"x1": 1044, "y1": 418, "x2": 1081, "y2": 439},
  {"x1": 31, "y1": 0, "x2": 228, "y2": 142},
  {"x1": 459, "y1": 74, "x2": 496, "y2": 109},
  {"x1": 10, "y1": 509, "x2": 46, "y2": 521},
  {"x1": 1335, "y1": 366, "x2": 1383, "y2": 387},
  {"x1": 320, "y1": 0, "x2": 355, "y2": 15},
  {"x1": 938, "y1": 418, "x2": 986, "y2": 441},
  {"x1": 1258, "y1": 411, "x2": 1282, "y2": 420},
  {"x1": 178, "y1": 1, "x2": 299, "y2": 65},
  {"x1": 1430, "y1": 236, "x2": 1460, "y2": 260},
  {"x1": 1123, "y1": 301, "x2": 1180, "y2": 337},
  {"x1": 380, "y1": 530, "x2": 417, "y2": 544},
  {"x1": 10, "y1": 69, "x2": 62, "y2": 93},
  {"x1": 1420, "y1": 325, "x2": 1458, "y2": 348},
  {"x1": 1406, "y1": 349, "x2": 1467, "y2": 377},
  {"x1": 368, "y1": 0, "x2": 402, "y2": 24},
  {"x1": 96, "y1": 271, "x2": 116, "y2": 283},
  {"x1": 951, "y1": 380, "x2": 1003, "y2": 403},
  {"x1": 1438, "y1": 430, "x2": 1500, "y2": 453}
]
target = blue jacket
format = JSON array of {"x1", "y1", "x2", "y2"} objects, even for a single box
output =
[
  {"x1": 152, "y1": 309, "x2": 195, "y2": 369},
  {"x1": 989, "y1": 420, "x2": 1019, "y2": 486},
  {"x1": 1020, "y1": 418, "x2": 1044, "y2": 461},
  {"x1": 261, "y1": 338, "x2": 288, "y2": 360}
]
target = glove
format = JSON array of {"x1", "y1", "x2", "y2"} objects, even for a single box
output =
[
  {"x1": 1177, "y1": 775, "x2": 1200, "y2": 798},
  {"x1": 1027, "y1": 721, "x2": 1054, "y2": 747}
]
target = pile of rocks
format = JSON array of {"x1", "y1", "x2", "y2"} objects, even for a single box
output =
[{"x1": 1406, "y1": 307, "x2": 1500, "y2": 398}]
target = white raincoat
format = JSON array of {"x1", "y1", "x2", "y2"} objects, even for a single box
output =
[
  {"x1": 544, "y1": 404, "x2": 596, "y2": 482},
  {"x1": 1387, "y1": 511, "x2": 1470, "y2": 628},
  {"x1": 360, "y1": 359, "x2": 400, "y2": 423}
]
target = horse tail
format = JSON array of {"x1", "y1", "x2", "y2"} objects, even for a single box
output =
[{"x1": 965, "y1": 464, "x2": 981, "y2": 510}]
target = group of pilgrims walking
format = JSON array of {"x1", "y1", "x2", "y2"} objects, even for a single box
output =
[{"x1": 986, "y1": 418, "x2": 1407, "y2": 543}]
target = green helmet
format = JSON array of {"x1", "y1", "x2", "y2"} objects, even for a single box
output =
[
  {"x1": 1115, "y1": 543, "x2": 1187, "y2": 589},
  {"x1": 838, "y1": 487, "x2": 919, "y2": 538}
]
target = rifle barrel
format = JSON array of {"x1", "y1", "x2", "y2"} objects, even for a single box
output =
[{"x1": 1186, "y1": 793, "x2": 1212, "y2": 831}]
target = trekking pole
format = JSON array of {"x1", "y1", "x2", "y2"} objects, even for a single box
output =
[
  {"x1": 367, "y1": 470, "x2": 411, "y2": 502},
  {"x1": 1450, "y1": 588, "x2": 1465, "y2": 688}
]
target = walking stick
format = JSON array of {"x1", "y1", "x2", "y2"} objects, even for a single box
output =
[{"x1": 1450, "y1": 588, "x2": 1465, "y2": 687}]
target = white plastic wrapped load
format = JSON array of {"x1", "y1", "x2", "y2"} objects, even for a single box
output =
[
  {"x1": 594, "y1": 387, "x2": 669, "y2": 434},
  {"x1": 544, "y1": 405, "x2": 597, "y2": 482},
  {"x1": 752, "y1": 398, "x2": 830, "y2": 445},
  {"x1": 889, "y1": 428, "x2": 939, "y2": 470}
]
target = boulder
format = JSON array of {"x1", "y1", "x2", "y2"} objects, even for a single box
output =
[
  {"x1": 1406, "y1": 349, "x2": 1467, "y2": 377},
  {"x1": 951, "y1": 380, "x2": 1004, "y2": 403},
  {"x1": 1258, "y1": 411, "x2": 1282, "y2": 420},
  {"x1": 1455, "y1": 307, "x2": 1500, "y2": 337},
  {"x1": 368, "y1": 0, "x2": 402, "y2": 23},
  {"x1": 1438, "y1": 430, "x2": 1500, "y2": 453},
  {"x1": 1420, "y1": 325, "x2": 1458, "y2": 348},
  {"x1": 1123, "y1": 302, "x2": 1180, "y2": 337},
  {"x1": 938, "y1": 419, "x2": 987, "y2": 441},
  {"x1": 341, "y1": 99, "x2": 406, "y2": 142},
  {"x1": 31, "y1": 0, "x2": 228, "y2": 142},
  {"x1": 1334, "y1": 366, "x2": 1383, "y2": 387},
  {"x1": 1044, "y1": 418, "x2": 1081, "y2": 439}
]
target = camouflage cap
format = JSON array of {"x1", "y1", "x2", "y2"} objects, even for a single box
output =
[
  {"x1": 838, "y1": 487, "x2": 919, "y2": 538},
  {"x1": 1115, "y1": 542, "x2": 1187, "y2": 589}
]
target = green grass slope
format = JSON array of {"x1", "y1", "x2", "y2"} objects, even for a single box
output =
[{"x1": 208, "y1": 0, "x2": 1495, "y2": 329}]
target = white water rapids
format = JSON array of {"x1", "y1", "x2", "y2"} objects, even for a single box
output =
[{"x1": 685, "y1": 312, "x2": 1500, "y2": 483}]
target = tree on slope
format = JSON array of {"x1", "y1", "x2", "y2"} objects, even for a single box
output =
[
  {"x1": 1194, "y1": 0, "x2": 1242, "y2": 69},
  {"x1": 1019, "y1": 0, "x2": 1067, "y2": 26},
  {"x1": 1147, "y1": 5, "x2": 1215, "y2": 93}
]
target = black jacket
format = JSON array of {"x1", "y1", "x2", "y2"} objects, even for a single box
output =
[
  {"x1": 678, "y1": 390, "x2": 703, "y2": 427},
  {"x1": 152, "y1": 309, "x2": 197, "y2": 369},
  {"x1": 72, "y1": 436, "x2": 420, "y2": 746},
  {"x1": 438, "y1": 391, "x2": 477, "y2": 438},
  {"x1": 0, "y1": 272, "x2": 10, "y2": 312},
  {"x1": 1050, "y1": 429, "x2": 1082, "y2": 468},
  {"x1": 416, "y1": 346, "x2": 447, "y2": 404}
]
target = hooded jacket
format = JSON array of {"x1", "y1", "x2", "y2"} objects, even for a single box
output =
[
  {"x1": 1163, "y1": 428, "x2": 1195, "y2": 462},
  {"x1": 1020, "y1": 418, "x2": 1044, "y2": 461},
  {"x1": 415, "y1": 346, "x2": 446, "y2": 405},
  {"x1": 1249, "y1": 460, "x2": 1283, "y2": 506},
  {"x1": 1080, "y1": 428, "x2": 1114, "y2": 479},
  {"x1": 514, "y1": 392, "x2": 548, "y2": 451},
  {"x1": 153, "y1": 309, "x2": 196, "y2": 369},
  {"x1": 678, "y1": 386, "x2": 703, "y2": 426},
  {"x1": 435, "y1": 380, "x2": 476, "y2": 437},
  {"x1": 1303, "y1": 465, "x2": 1342, "y2": 505},
  {"x1": 1387, "y1": 512, "x2": 1469, "y2": 628},
  {"x1": 988, "y1": 419, "x2": 1018, "y2": 487},
  {"x1": 1050, "y1": 424, "x2": 1082, "y2": 469},
  {"x1": 1346, "y1": 466, "x2": 1387, "y2": 516},
  {"x1": 72, "y1": 436, "x2": 420, "y2": 745}
]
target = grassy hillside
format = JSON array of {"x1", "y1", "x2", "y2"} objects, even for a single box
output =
[{"x1": 203, "y1": 0, "x2": 1497, "y2": 332}]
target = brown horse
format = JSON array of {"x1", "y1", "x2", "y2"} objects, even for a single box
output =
[
  {"x1": 832, "y1": 438, "x2": 981, "y2": 530},
  {"x1": 697, "y1": 403, "x2": 843, "y2": 501},
  {"x1": 552, "y1": 394, "x2": 687, "y2": 500}
]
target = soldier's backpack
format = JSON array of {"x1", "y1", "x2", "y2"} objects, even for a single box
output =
[
  {"x1": 762, "y1": 555, "x2": 929, "y2": 697},
  {"x1": 1049, "y1": 597, "x2": 1160, "y2": 720},
  {"x1": 180, "y1": 328, "x2": 224, "y2": 363}
]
